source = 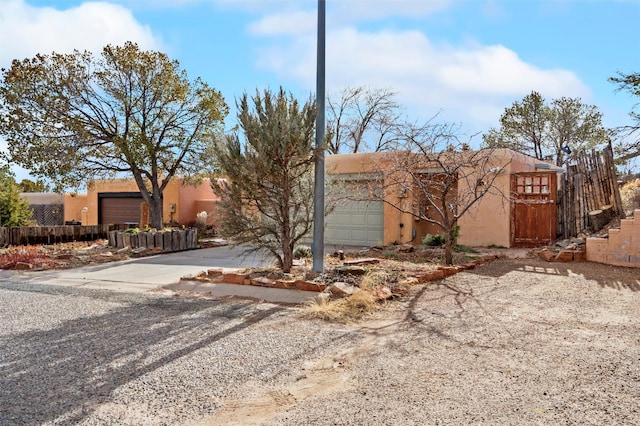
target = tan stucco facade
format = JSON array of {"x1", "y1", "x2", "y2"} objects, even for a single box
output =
[
  {"x1": 65, "y1": 149, "x2": 557, "y2": 246},
  {"x1": 65, "y1": 178, "x2": 219, "y2": 226},
  {"x1": 326, "y1": 149, "x2": 559, "y2": 248}
]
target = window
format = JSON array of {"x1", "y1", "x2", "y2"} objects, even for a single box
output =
[{"x1": 516, "y1": 175, "x2": 549, "y2": 195}]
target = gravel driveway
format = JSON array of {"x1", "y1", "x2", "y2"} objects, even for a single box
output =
[{"x1": 1, "y1": 257, "x2": 639, "y2": 425}]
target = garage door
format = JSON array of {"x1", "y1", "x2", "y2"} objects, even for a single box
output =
[
  {"x1": 99, "y1": 195, "x2": 143, "y2": 225},
  {"x1": 325, "y1": 200, "x2": 384, "y2": 247}
]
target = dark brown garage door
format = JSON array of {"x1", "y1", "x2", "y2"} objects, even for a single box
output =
[{"x1": 99, "y1": 195, "x2": 144, "y2": 226}]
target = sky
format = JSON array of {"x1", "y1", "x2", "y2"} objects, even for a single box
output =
[{"x1": 1, "y1": 0, "x2": 639, "y2": 180}]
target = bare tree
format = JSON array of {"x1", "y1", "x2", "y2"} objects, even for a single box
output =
[
  {"x1": 372, "y1": 121, "x2": 508, "y2": 265},
  {"x1": 326, "y1": 86, "x2": 401, "y2": 154}
]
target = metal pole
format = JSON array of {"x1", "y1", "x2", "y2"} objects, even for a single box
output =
[{"x1": 312, "y1": 0, "x2": 326, "y2": 274}]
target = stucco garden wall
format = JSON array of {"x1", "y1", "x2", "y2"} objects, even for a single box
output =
[
  {"x1": 64, "y1": 194, "x2": 89, "y2": 224},
  {"x1": 178, "y1": 178, "x2": 218, "y2": 224},
  {"x1": 586, "y1": 209, "x2": 640, "y2": 267}
]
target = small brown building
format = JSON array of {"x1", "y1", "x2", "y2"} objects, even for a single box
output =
[{"x1": 324, "y1": 149, "x2": 561, "y2": 248}]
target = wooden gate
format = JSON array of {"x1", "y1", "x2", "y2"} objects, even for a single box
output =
[{"x1": 511, "y1": 172, "x2": 557, "y2": 247}]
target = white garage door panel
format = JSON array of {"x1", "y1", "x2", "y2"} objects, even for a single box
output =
[{"x1": 325, "y1": 200, "x2": 383, "y2": 246}]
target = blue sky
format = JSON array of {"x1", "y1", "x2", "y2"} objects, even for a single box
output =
[{"x1": 1, "y1": 0, "x2": 639, "y2": 179}]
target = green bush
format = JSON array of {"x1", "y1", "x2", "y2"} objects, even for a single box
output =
[
  {"x1": 0, "y1": 171, "x2": 32, "y2": 227},
  {"x1": 422, "y1": 233, "x2": 445, "y2": 247},
  {"x1": 422, "y1": 225, "x2": 460, "y2": 247},
  {"x1": 293, "y1": 245, "x2": 312, "y2": 259}
]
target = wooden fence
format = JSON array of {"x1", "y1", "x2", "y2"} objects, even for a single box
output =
[
  {"x1": 0, "y1": 224, "x2": 129, "y2": 246},
  {"x1": 558, "y1": 143, "x2": 625, "y2": 238},
  {"x1": 108, "y1": 228, "x2": 198, "y2": 252}
]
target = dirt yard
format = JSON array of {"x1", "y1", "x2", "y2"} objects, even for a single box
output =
[{"x1": 203, "y1": 257, "x2": 640, "y2": 425}]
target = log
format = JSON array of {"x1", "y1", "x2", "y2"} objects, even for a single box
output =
[{"x1": 589, "y1": 205, "x2": 612, "y2": 232}]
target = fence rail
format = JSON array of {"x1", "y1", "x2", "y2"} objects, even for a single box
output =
[
  {"x1": 0, "y1": 224, "x2": 129, "y2": 246},
  {"x1": 558, "y1": 142, "x2": 624, "y2": 238}
]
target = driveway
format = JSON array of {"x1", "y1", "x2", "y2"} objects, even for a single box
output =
[{"x1": 5, "y1": 245, "x2": 274, "y2": 293}]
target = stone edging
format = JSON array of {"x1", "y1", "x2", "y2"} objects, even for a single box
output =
[
  {"x1": 186, "y1": 268, "x2": 326, "y2": 292},
  {"x1": 415, "y1": 254, "x2": 499, "y2": 283}
]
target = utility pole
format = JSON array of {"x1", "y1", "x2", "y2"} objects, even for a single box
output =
[{"x1": 312, "y1": 0, "x2": 326, "y2": 274}]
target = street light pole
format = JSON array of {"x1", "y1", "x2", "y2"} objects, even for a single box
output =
[{"x1": 312, "y1": 0, "x2": 326, "y2": 274}]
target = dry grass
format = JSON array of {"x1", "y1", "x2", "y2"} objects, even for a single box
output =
[
  {"x1": 620, "y1": 179, "x2": 640, "y2": 214},
  {"x1": 302, "y1": 290, "x2": 382, "y2": 322}
]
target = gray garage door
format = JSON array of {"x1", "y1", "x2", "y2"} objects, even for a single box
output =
[
  {"x1": 325, "y1": 199, "x2": 384, "y2": 247},
  {"x1": 99, "y1": 196, "x2": 143, "y2": 226}
]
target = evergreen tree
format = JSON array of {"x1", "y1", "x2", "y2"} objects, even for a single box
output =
[
  {"x1": 212, "y1": 88, "x2": 318, "y2": 273},
  {"x1": 0, "y1": 167, "x2": 32, "y2": 227}
]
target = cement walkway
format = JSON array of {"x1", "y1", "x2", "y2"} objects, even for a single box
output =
[{"x1": 3, "y1": 245, "x2": 319, "y2": 304}]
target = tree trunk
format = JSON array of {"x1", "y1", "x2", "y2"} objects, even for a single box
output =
[
  {"x1": 588, "y1": 204, "x2": 612, "y2": 232},
  {"x1": 148, "y1": 195, "x2": 163, "y2": 229},
  {"x1": 281, "y1": 244, "x2": 293, "y2": 273},
  {"x1": 444, "y1": 231, "x2": 453, "y2": 265}
]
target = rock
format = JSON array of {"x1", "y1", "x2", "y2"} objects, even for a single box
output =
[
  {"x1": 221, "y1": 273, "x2": 249, "y2": 285},
  {"x1": 331, "y1": 250, "x2": 345, "y2": 260},
  {"x1": 294, "y1": 280, "x2": 326, "y2": 292},
  {"x1": 437, "y1": 266, "x2": 460, "y2": 277},
  {"x1": 335, "y1": 265, "x2": 367, "y2": 275},
  {"x1": 394, "y1": 244, "x2": 415, "y2": 253},
  {"x1": 250, "y1": 276, "x2": 275, "y2": 287},
  {"x1": 571, "y1": 238, "x2": 586, "y2": 245},
  {"x1": 274, "y1": 279, "x2": 296, "y2": 289},
  {"x1": 132, "y1": 247, "x2": 147, "y2": 254},
  {"x1": 554, "y1": 250, "x2": 574, "y2": 262},
  {"x1": 329, "y1": 281, "x2": 358, "y2": 298},
  {"x1": 207, "y1": 268, "x2": 223, "y2": 277},
  {"x1": 315, "y1": 292, "x2": 332, "y2": 303},
  {"x1": 416, "y1": 270, "x2": 445, "y2": 283},
  {"x1": 14, "y1": 262, "x2": 33, "y2": 270},
  {"x1": 369, "y1": 286, "x2": 392, "y2": 301},
  {"x1": 343, "y1": 258, "x2": 380, "y2": 266},
  {"x1": 537, "y1": 249, "x2": 556, "y2": 262}
]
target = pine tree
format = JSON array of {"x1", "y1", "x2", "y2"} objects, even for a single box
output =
[{"x1": 212, "y1": 88, "x2": 318, "y2": 273}]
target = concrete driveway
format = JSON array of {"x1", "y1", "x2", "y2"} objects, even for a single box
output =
[{"x1": 7, "y1": 245, "x2": 274, "y2": 293}]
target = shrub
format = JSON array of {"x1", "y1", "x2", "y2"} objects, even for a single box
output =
[
  {"x1": 303, "y1": 290, "x2": 379, "y2": 322},
  {"x1": 293, "y1": 245, "x2": 313, "y2": 259},
  {"x1": 0, "y1": 175, "x2": 32, "y2": 227},
  {"x1": 422, "y1": 225, "x2": 460, "y2": 247}
]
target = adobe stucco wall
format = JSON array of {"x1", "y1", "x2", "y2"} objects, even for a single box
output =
[
  {"x1": 63, "y1": 194, "x2": 89, "y2": 224},
  {"x1": 82, "y1": 179, "x2": 180, "y2": 226},
  {"x1": 457, "y1": 150, "x2": 557, "y2": 248},
  {"x1": 327, "y1": 149, "x2": 560, "y2": 248},
  {"x1": 586, "y1": 209, "x2": 640, "y2": 267},
  {"x1": 178, "y1": 178, "x2": 219, "y2": 225},
  {"x1": 67, "y1": 178, "x2": 219, "y2": 226}
]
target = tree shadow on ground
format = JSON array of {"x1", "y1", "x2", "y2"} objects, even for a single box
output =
[
  {"x1": 0, "y1": 288, "x2": 284, "y2": 425},
  {"x1": 462, "y1": 257, "x2": 640, "y2": 292}
]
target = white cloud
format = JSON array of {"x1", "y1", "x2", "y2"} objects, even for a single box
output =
[
  {"x1": 0, "y1": 0, "x2": 162, "y2": 68},
  {"x1": 248, "y1": 9, "x2": 316, "y2": 36},
  {"x1": 254, "y1": 26, "x2": 591, "y2": 133}
]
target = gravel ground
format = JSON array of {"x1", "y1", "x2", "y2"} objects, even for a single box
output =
[{"x1": 1, "y1": 257, "x2": 639, "y2": 425}]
